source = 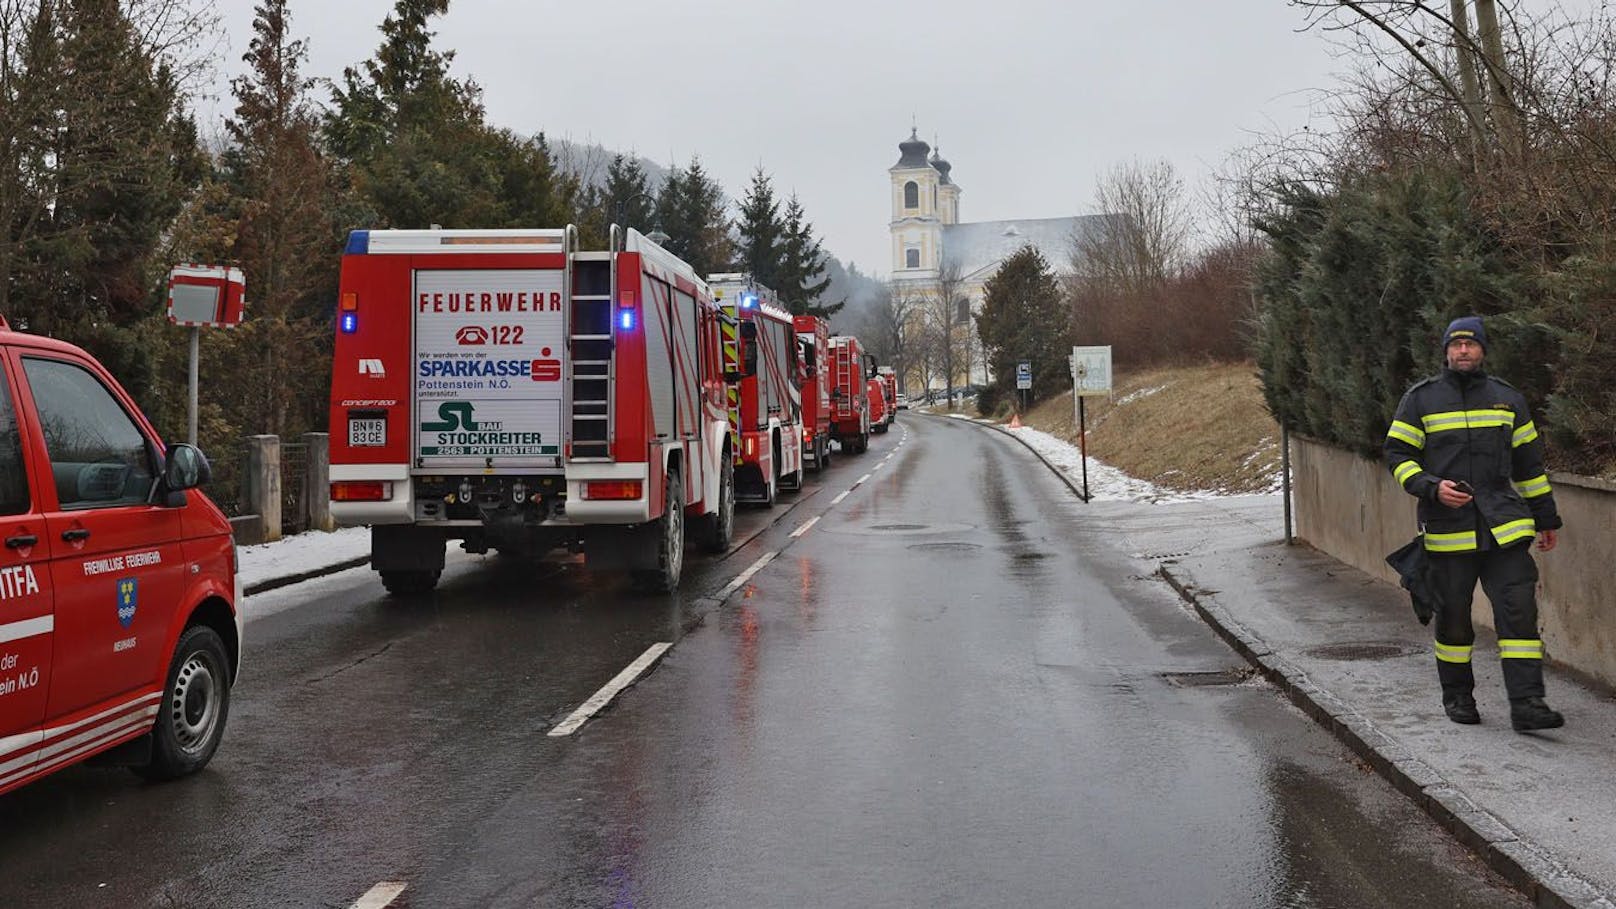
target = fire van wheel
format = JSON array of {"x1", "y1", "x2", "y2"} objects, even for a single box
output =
[
  {"x1": 636, "y1": 470, "x2": 685, "y2": 592},
  {"x1": 134, "y1": 625, "x2": 231, "y2": 782},
  {"x1": 700, "y1": 456, "x2": 734, "y2": 554},
  {"x1": 818, "y1": 438, "x2": 831, "y2": 469},
  {"x1": 381, "y1": 570, "x2": 440, "y2": 597}
]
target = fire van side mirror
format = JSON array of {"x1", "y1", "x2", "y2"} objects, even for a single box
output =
[{"x1": 161, "y1": 444, "x2": 211, "y2": 503}]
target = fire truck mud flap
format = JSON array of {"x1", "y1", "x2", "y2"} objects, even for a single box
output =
[{"x1": 372, "y1": 524, "x2": 448, "y2": 572}]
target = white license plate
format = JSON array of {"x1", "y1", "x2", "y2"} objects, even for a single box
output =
[{"x1": 349, "y1": 418, "x2": 386, "y2": 447}]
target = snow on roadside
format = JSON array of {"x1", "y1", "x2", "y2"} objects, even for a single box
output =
[
  {"x1": 1004, "y1": 424, "x2": 1232, "y2": 505},
  {"x1": 237, "y1": 525, "x2": 371, "y2": 589}
]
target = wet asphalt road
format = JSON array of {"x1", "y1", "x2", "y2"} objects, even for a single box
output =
[{"x1": 0, "y1": 414, "x2": 1528, "y2": 908}]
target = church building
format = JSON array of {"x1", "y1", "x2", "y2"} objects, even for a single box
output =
[{"x1": 888, "y1": 129, "x2": 1111, "y2": 389}]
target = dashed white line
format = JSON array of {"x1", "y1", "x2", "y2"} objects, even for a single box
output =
[
  {"x1": 350, "y1": 882, "x2": 408, "y2": 909},
  {"x1": 549, "y1": 643, "x2": 673, "y2": 737},
  {"x1": 790, "y1": 516, "x2": 821, "y2": 538},
  {"x1": 715, "y1": 551, "x2": 779, "y2": 601},
  {"x1": 856, "y1": 473, "x2": 872, "y2": 485},
  {"x1": 830, "y1": 490, "x2": 851, "y2": 505}
]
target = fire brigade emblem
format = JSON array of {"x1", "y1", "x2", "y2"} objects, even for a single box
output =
[{"x1": 116, "y1": 578, "x2": 138, "y2": 628}]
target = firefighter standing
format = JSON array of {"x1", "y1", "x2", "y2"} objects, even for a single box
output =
[{"x1": 1384, "y1": 316, "x2": 1565, "y2": 732}]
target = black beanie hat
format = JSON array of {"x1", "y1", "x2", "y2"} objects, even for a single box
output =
[{"x1": 1443, "y1": 316, "x2": 1487, "y2": 350}]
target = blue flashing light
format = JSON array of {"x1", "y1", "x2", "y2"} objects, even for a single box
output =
[
  {"x1": 345, "y1": 230, "x2": 371, "y2": 255},
  {"x1": 340, "y1": 312, "x2": 359, "y2": 333},
  {"x1": 619, "y1": 309, "x2": 635, "y2": 331},
  {"x1": 740, "y1": 293, "x2": 757, "y2": 310}
]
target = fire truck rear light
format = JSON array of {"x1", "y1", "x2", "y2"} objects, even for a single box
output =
[
  {"x1": 583, "y1": 481, "x2": 642, "y2": 501},
  {"x1": 331, "y1": 481, "x2": 391, "y2": 502},
  {"x1": 619, "y1": 308, "x2": 635, "y2": 331},
  {"x1": 340, "y1": 292, "x2": 358, "y2": 312},
  {"x1": 340, "y1": 312, "x2": 358, "y2": 333}
]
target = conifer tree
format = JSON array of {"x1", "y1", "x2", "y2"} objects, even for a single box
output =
[
  {"x1": 776, "y1": 194, "x2": 837, "y2": 316},
  {"x1": 976, "y1": 246, "x2": 1069, "y2": 412},
  {"x1": 654, "y1": 156, "x2": 730, "y2": 277},
  {"x1": 734, "y1": 167, "x2": 783, "y2": 288}
]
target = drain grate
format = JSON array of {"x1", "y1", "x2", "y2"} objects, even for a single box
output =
[
  {"x1": 1013, "y1": 552, "x2": 1048, "y2": 561},
  {"x1": 908, "y1": 542, "x2": 982, "y2": 553},
  {"x1": 1160, "y1": 668, "x2": 1255, "y2": 688},
  {"x1": 871, "y1": 523, "x2": 928, "y2": 531},
  {"x1": 1304, "y1": 642, "x2": 1421, "y2": 662}
]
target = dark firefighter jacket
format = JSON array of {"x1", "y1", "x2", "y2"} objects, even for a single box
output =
[{"x1": 1384, "y1": 368, "x2": 1562, "y2": 553}]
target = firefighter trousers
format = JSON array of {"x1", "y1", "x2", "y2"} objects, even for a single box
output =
[{"x1": 1430, "y1": 543, "x2": 1545, "y2": 701}]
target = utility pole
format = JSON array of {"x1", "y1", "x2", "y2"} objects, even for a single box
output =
[
  {"x1": 1474, "y1": 0, "x2": 1523, "y2": 161},
  {"x1": 1449, "y1": 0, "x2": 1489, "y2": 160}
]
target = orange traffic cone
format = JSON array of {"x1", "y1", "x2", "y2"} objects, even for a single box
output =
[{"x1": 1009, "y1": 412, "x2": 1023, "y2": 429}]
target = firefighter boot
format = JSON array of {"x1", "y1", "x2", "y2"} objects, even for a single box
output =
[
  {"x1": 1437, "y1": 660, "x2": 1479, "y2": 725},
  {"x1": 1501, "y1": 659, "x2": 1562, "y2": 731},
  {"x1": 1510, "y1": 698, "x2": 1565, "y2": 732}
]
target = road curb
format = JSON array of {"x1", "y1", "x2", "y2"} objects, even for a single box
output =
[
  {"x1": 934, "y1": 413, "x2": 1090, "y2": 503},
  {"x1": 1158, "y1": 560, "x2": 1616, "y2": 909},
  {"x1": 244, "y1": 555, "x2": 371, "y2": 597}
]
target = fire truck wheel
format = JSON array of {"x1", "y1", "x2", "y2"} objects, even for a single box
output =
[
  {"x1": 380, "y1": 570, "x2": 441, "y2": 597},
  {"x1": 700, "y1": 456, "x2": 734, "y2": 553},
  {"x1": 135, "y1": 625, "x2": 231, "y2": 781},
  {"x1": 636, "y1": 470, "x2": 684, "y2": 592},
  {"x1": 820, "y1": 439, "x2": 832, "y2": 468},
  {"x1": 857, "y1": 432, "x2": 870, "y2": 454}
]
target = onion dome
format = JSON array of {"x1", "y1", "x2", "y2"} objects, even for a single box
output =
[
  {"x1": 931, "y1": 146, "x2": 953, "y2": 185},
  {"x1": 895, "y1": 128, "x2": 932, "y2": 169}
]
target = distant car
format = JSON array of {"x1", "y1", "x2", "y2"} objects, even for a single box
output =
[{"x1": 895, "y1": 393, "x2": 909, "y2": 410}]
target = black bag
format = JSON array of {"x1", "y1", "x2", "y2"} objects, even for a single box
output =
[{"x1": 1386, "y1": 536, "x2": 1441, "y2": 625}]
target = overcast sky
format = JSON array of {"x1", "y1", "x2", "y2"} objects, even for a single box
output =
[{"x1": 198, "y1": 0, "x2": 1359, "y2": 275}]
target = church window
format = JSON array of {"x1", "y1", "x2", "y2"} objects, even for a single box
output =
[
  {"x1": 905, "y1": 248, "x2": 920, "y2": 269},
  {"x1": 903, "y1": 181, "x2": 919, "y2": 209}
]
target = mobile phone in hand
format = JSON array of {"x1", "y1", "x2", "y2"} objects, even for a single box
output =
[{"x1": 1453, "y1": 480, "x2": 1474, "y2": 495}]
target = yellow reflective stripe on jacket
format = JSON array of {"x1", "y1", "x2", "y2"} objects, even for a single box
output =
[
  {"x1": 1512, "y1": 421, "x2": 1539, "y2": 448},
  {"x1": 1498, "y1": 639, "x2": 1544, "y2": 660},
  {"x1": 1392, "y1": 460, "x2": 1422, "y2": 487},
  {"x1": 1424, "y1": 530, "x2": 1478, "y2": 552},
  {"x1": 1513, "y1": 474, "x2": 1552, "y2": 499},
  {"x1": 1422, "y1": 409, "x2": 1514, "y2": 433},
  {"x1": 1434, "y1": 642, "x2": 1474, "y2": 664},
  {"x1": 1387, "y1": 420, "x2": 1425, "y2": 448},
  {"x1": 1491, "y1": 518, "x2": 1537, "y2": 547}
]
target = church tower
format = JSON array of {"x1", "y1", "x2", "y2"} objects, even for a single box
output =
[
  {"x1": 889, "y1": 129, "x2": 941, "y2": 278},
  {"x1": 931, "y1": 146, "x2": 960, "y2": 226}
]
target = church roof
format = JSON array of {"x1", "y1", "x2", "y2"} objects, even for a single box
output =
[
  {"x1": 941, "y1": 215, "x2": 1121, "y2": 282},
  {"x1": 894, "y1": 129, "x2": 934, "y2": 170}
]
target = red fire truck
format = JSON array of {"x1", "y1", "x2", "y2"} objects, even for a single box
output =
[
  {"x1": 793, "y1": 315, "x2": 832, "y2": 471},
  {"x1": 709, "y1": 276, "x2": 803, "y2": 506},
  {"x1": 873, "y1": 367, "x2": 897, "y2": 433},
  {"x1": 829, "y1": 335, "x2": 870, "y2": 454},
  {"x1": 866, "y1": 378, "x2": 888, "y2": 431},
  {"x1": 328, "y1": 227, "x2": 737, "y2": 594}
]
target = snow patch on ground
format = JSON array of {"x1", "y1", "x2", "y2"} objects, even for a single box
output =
[
  {"x1": 1113, "y1": 384, "x2": 1169, "y2": 407},
  {"x1": 238, "y1": 525, "x2": 370, "y2": 589},
  {"x1": 1006, "y1": 424, "x2": 1231, "y2": 505}
]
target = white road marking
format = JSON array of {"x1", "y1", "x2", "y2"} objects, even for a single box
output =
[
  {"x1": 856, "y1": 473, "x2": 872, "y2": 485},
  {"x1": 350, "y1": 882, "x2": 408, "y2": 909},
  {"x1": 715, "y1": 551, "x2": 779, "y2": 601},
  {"x1": 790, "y1": 516, "x2": 821, "y2": 538},
  {"x1": 830, "y1": 490, "x2": 851, "y2": 505},
  {"x1": 548, "y1": 643, "x2": 673, "y2": 737},
  {"x1": 873, "y1": 462, "x2": 886, "y2": 471}
]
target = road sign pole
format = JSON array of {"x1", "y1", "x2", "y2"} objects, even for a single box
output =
[
  {"x1": 188, "y1": 326, "x2": 199, "y2": 446},
  {"x1": 1078, "y1": 395, "x2": 1090, "y2": 502}
]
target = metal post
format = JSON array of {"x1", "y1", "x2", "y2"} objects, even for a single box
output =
[
  {"x1": 1078, "y1": 395, "x2": 1090, "y2": 502},
  {"x1": 187, "y1": 327, "x2": 200, "y2": 445},
  {"x1": 1282, "y1": 426, "x2": 1293, "y2": 545}
]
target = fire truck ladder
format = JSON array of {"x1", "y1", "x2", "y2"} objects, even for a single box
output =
[{"x1": 569, "y1": 253, "x2": 614, "y2": 460}]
